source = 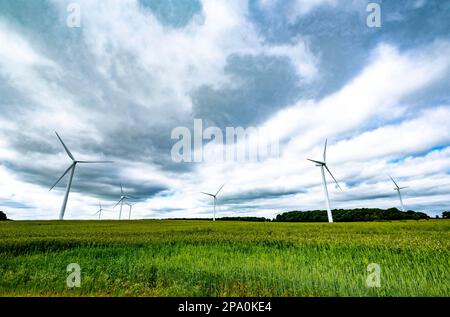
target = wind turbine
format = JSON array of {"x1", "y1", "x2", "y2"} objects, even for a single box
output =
[
  {"x1": 201, "y1": 183, "x2": 225, "y2": 221},
  {"x1": 94, "y1": 201, "x2": 109, "y2": 220},
  {"x1": 390, "y1": 176, "x2": 407, "y2": 211},
  {"x1": 50, "y1": 132, "x2": 112, "y2": 220},
  {"x1": 307, "y1": 139, "x2": 342, "y2": 223},
  {"x1": 114, "y1": 184, "x2": 134, "y2": 220},
  {"x1": 126, "y1": 202, "x2": 136, "y2": 220}
]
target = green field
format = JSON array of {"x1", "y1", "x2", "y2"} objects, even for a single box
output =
[{"x1": 0, "y1": 220, "x2": 449, "y2": 296}]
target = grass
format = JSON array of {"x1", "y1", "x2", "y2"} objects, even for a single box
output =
[{"x1": 0, "y1": 220, "x2": 449, "y2": 296}]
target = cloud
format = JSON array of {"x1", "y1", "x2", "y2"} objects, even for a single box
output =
[{"x1": 259, "y1": 0, "x2": 339, "y2": 23}]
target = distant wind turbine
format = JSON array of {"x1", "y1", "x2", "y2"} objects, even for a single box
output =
[
  {"x1": 390, "y1": 176, "x2": 407, "y2": 211},
  {"x1": 126, "y1": 202, "x2": 136, "y2": 220},
  {"x1": 201, "y1": 183, "x2": 225, "y2": 221},
  {"x1": 114, "y1": 184, "x2": 134, "y2": 220},
  {"x1": 307, "y1": 139, "x2": 342, "y2": 223},
  {"x1": 50, "y1": 132, "x2": 113, "y2": 220},
  {"x1": 94, "y1": 201, "x2": 109, "y2": 220}
]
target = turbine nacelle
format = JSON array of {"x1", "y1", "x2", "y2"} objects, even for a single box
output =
[
  {"x1": 307, "y1": 159, "x2": 325, "y2": 167},
  {"x1": 390, "y1": 176, "x2": 407, "y2": 191}
]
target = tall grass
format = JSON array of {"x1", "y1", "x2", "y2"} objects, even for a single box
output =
[{"x1": 0, "y1": 220, "x2": 448, "y2": 296}]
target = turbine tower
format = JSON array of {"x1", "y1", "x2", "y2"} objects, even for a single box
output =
[
  {"x1": 50, "y1": 132, "x2": 112, "y2": 220},
  {"x1": 390, "y1": 176, "x2": 407, "y2": 211},
  {"x1": 126, "y1": 202, "x2": 136, "y2": 220},
  {"x1": 201, "y1": 183, "x2": 225, "y2": 221},
  {"x1": 307, "y1": 139, "x2": 342, "y2": 223},
  {"x1": 114, "y1": 184, "x2": 134, "y2": 220}
]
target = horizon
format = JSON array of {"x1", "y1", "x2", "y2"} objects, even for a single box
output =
[{"x1": 0, "y1": 206, "x2": 443, "y2": 221}]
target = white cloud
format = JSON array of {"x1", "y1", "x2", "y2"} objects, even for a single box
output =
[
  {"x1": 260, "y1": 41, "x2": 450, "y2": 150},
  {"x1": 0, "y1": 21, "x2": 55, "y2": 67}
]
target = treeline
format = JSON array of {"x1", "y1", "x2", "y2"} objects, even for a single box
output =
[
  {"x1": 169, "y1": 209, "x2": 443, "y2": 222},
  {"x1": 275, "y1": 208, "x2": 430, "y2": 222},
  {"x1": 218, "y1": 217, "x2": 268, "y2": 222},
  {"x1": 0, "y1": 211, "x2": 8, "y2": 221},
  {"x1": 168, "y1": 217, "x2": 269, "y2": 222},
  {"x1": 169, "y1": 209, "x2": 432, "y2": 222}
]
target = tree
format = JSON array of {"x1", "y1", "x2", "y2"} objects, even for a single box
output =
[
  {"x1": 0, "y1": 211, "x2": 7, "y2": 221},
  {"x1": 275, "y1": 208, "x2": 430, "y2": 222},
  {"x1": 442, "y1": 211, "x2": 450, "y2": 219}
]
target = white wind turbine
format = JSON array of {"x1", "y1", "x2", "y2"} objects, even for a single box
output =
[
  {"x1": 307, "y1": 139, "x2": 342, "y2": 223},
  {"x1": 50, "y1": 132, "x2": 113, "y2": 220},
  {"x1": 126, "y1": 202, "x2": 136, "y2": 220},
  {"x1": 201, "y1": 183, "x2": 225, "y2": 222},
  {"x1": 94, "y1": 201, "x2": 109, "y2": 220},
  {"x1": 390, "y1": 176, "x2": 407, "y2": 211},
  {"x1": 114, "y1": 184, "x2": 134, "y2": 220}
]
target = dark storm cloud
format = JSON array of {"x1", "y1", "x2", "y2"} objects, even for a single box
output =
[
  {"x1": 139, "y1": 0, "x2": 202, "y2": 28},
  {"x1": 220, "y1": 188, "x2": 304, "y2": 205},
  {"x1": 249, "y1": 0, "x2": 450, "y2": 99},
  {"x1": 0, "y1": 199, "x2": 31, "y2": 209},
  {"x1": 7, "y1": 133, "x2": 58, "y2": 156},
  {"x1": 334, "y1": 192, "x2": 394, "y2": 202},
  {"x1": 192, "y1": 54, "x2": 304, "y2": 128}
]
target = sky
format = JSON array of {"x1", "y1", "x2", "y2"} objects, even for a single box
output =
[{"x1": 0, "y1": 0, "x2": 449, "y2": 220}]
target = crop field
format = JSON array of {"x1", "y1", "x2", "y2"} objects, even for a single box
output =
[{"x1": 0, "y1": 220, "x2": 449, "y2": 297}]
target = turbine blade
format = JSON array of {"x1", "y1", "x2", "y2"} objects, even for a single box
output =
[
  {"x1": 49, "y1": 163, "x2": 74, "y2": 191},
  {"x1": 113, "y1": 198, "x2": 123, "y2": 208},
  {"x1": 215, "y1": 183, "x2": 225, "y2": 196},
  {"x1": 307, "y1": 158, "x2": 324, "y2": 165},
  {"x1": 325, "y1": 165, "x2": 343, "y2": 191},
  {"x1": 77, "y1": 160, "x2": 114, "y2": 164},
  {"x1": 399, "y1": 186, "x2": 408, "y2": 190},
  {"x1": 55, "y1": 132, "x2": 75, "y2": 161},
  {"x1": 323, "y1": 139, "x2": 327, "y2": 162},
  {"x1": 389, "y1": 175, "x2": 400, "y2": 189},
  {"x1": 120, "y1": 184, "x2": 124, "y2": 196},
  {"x1": 201, "y1": 192, "x2": 215, "y2": 197}
]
